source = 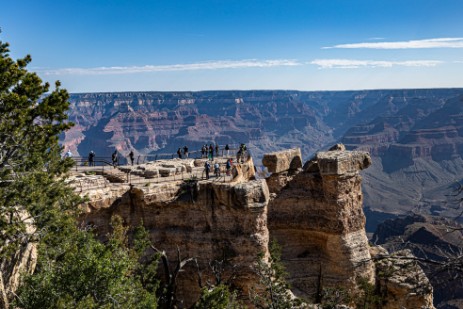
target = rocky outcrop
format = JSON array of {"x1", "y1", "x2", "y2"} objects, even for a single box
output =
[
  {"x1": 371, "y1": 248, "x2": 435, "y2": 309},
  {"x1": 62, "y1": 89, "x2": 463, "y2": 233},
  {"x1": 373, "y1": 214, "x2": 463, "y2": 307},
  {"x1": 76, "y1": 159, "x2": 268, "y2": 307},
  {"x1": 266, "y1": 148, "x2": 375, "y2": 300},
  {"x1": 71, "y1": 147, "x2": 438, "y2": 307},
  {"x1": 0, "y1": 211, "x2": 37, "y2": 309},
  {"x1": 262, "y1": 148, "x2": 302, "y2": 174}
]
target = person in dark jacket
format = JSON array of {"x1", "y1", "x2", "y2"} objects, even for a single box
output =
[
  {"x1": 209, "y1": 144, "x2": 214, "y2": 161},
  {"x1": 129, "y1": 150, "x2": 134, "y2": 165},
  {"x1": 204, "y1": 161, "x2": 211, "y2": 179},
  {"x1": 111, "y1": 150, "x2": 118, "y2": 167},
  {"x1": 226, "y1": 158, "x2": 232, "y2": 175},
  {"x1": 88, "y1": 151, "x2": 95, "y2": 166},
  {"x1": 183, "y1": 145, "x2": 189, "y2": 158}
]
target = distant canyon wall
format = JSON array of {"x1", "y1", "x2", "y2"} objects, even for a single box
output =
[{"x1": 63, "y1": 89, "x2": 463, "y2": 222}]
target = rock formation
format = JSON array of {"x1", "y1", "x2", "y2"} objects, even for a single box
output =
[
  {"x1": 0, "y1": 211, "x2": 37, "y2": 309},
  {"x1": 75, "y1": 158, "x2": 268, "y2": 306},
  {"x1": 69, "y1": 147, "x2": 438, "y2": 308},
  {"x1": 373, "y1": 214, "x2": 463, "y2": 308},
  {"x1": 371, "y1": 247, "x2": 435, "y2": 309},
  {"x1": 265, "y1": 148, "x2": 375, "y2": 299}
]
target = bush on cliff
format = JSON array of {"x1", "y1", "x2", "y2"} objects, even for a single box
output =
[
  {"x1": 252, "y1": 241, "x2": 302, "y2": 309},
  {"x1": 14, "y1": 216, "x2": 159, "y2": 308}
]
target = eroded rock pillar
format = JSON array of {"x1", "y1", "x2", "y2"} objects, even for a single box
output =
[{"x1": 266, "y1": 148, "x2": 374, "y2": 300}]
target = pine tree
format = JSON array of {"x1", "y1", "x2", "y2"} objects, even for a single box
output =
[{"x1": 0, "y1": 34, "x2": 159, "y2": 308}]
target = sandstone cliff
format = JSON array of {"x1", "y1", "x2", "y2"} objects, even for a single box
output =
[
  {"x1": 70, "y1": 148, "x2": 437, "y2": 308},
  {"x1": 265, "y1": 148, "x2": 375, "y2": 300},
  {"x1": 76, "y1": 159, "x2": 268, "y2": 306}
]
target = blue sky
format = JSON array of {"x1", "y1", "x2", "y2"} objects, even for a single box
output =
[{"x1": 2, "y1": 0, "x2": 463, "y2": 92}]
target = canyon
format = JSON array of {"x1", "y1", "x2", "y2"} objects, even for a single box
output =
[{"x1": 62, "y1": 89, "x2": 463, "y2": 228}]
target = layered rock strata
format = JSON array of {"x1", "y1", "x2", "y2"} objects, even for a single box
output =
[
  {"x1": 76, "y1": 159, "x2": 268, "y2": 306},
  {"x1": 265, "y1": 148, "x2": 375, "y2": 299},
  {"x1": 71, "y1": 148, "x2": 437, "y2": 307}
]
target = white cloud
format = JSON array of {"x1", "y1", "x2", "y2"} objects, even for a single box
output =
[
  {"x1": 40, "y1": 59, "x2": 302, "y2": 75},
  {"x1": 324, "y1": 38, "x2": 463, "y2": 49},
  {"x1": 311, "y1": 59, "x2": 443, "y2": 69}
]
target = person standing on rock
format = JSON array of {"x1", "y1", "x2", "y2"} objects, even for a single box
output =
[
  {"x1": 214, "y1": 162, "x2": 220, "y2": 177},
  {"x1": 236, "y1": 149, "x2": 242, "y2": 163},
  {"x1": 112, "y1": 150, "x2": 118, "y2": 167},
  {"x1": 204, "y1": 161, "x2": 211, "y2": 179},
  {"x1": 177, "y1": 148, "x2": 182, "y2": 159},
  {"x1": 88, "y1": 150, "x2": 95, "y2": 166},
  {"x1": 226, "y1": 158, "x2": 232, "y2": 176},
  {"x1": 215, "y1": 144, "x2": 219, "y2": 157},
  {"x1": 183, "y1": 145, "x2": 189, "y2": 158},
  {"x1": 129, "y1": 150, "x2": 134, "y2": 166},
  {"x1": 225, "y1": 144, "x2": 230, "y2": 157},
  {"x1": 209, "y1": 144, "x2": 214, "y2": 161}
]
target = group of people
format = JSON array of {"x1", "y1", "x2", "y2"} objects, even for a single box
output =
[
  {"x1": 201, "y1": 144, "x2": 231, "y2": 160},
  {"x1": 204, "y1": 158, "x2": 234, "y2": 180},
  {"x1": 236, "y1": 143, "x2": 248, "y2": 163},
  {"x1": 177, "y1": 146, "x2": 189, "y2": 159},
  {"x1": 69, "y1": 149, "x2": 136, "y2": 167},
  {"x1": 65, "y1": 142, "x2": 244, "y2": 170},
  {"x1": 111, "y1": 150, "x2": 135, "y2": 167},
  {"x1": 201, "y1": 144, "x2": 217, "y2": 160}
]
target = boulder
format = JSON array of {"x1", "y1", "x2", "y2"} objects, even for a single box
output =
[
  {"x1": 262, "y1": 148, "x2": 302, "y2": 174},
  {"x1": 158, "y1": 167, "x2": 176, "y2": 177},
  {"x1": 373, "y1": 249, "x2": 435, "y2": 309},
  {"x1": 316, "y1": 150, "x2": 371, "y2": 176}
]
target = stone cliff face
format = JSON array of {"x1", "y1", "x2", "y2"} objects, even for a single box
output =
[
  {"x1": 341, "y1": 94, "x2": 463, "y2": 221},
  {"x1": 371, "y1": 247, "x2": 435, "y2": 309},
  {"x1": 70, "y1": 148, "x2": 436, "y2": 308},
  {"x1": 265, "y1": 148, "x2": 375, "y2": 300},
  {"x1": 76, "y1": 159, "x2": 269, "y2": 306},
  {"x1": 64, "y1": 89, "x2": 463, "y2": 163}
]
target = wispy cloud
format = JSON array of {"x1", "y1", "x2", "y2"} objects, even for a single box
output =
[
  {"x1": 323, "y1": 38, "x2": 463, "y2": 49},
  {"x1": 311, "y1": 59, "x2": 443, "y2": 69},
  {"x1": 40, "y1": 59, "x2": 302, "y2": 75}
]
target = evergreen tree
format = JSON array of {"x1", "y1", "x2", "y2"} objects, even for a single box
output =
[
  {"x1": 251, "y1": 241, "x2": 302, "y2": 309},
  {"x1": 14, "y1": 216, "x2": 159, "y2": 308},
  {"x1": 0, "y1": 33, "x2": 76, "y2": 259},
  {"x1": 0, "y1": 35, "x2": 159, "y2": 308}
]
